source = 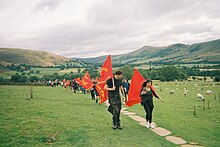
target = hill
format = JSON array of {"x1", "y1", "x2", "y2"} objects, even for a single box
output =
[
  {"x1": 76, "y1": 39, "x2": 220, "y2": 65},
  {"x1": 0, "y1": 48, "x2": 70, "y2": 66}
]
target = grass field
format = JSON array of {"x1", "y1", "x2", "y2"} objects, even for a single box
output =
[
  {"x1": 0, "y1": 82, "x2": 219, "y2": 146},
  {"x1": 128, "y1": 81, "x2": 220, "y2": 147},
  {"x1": 0, "y1": 67, "x2": 82, "y2": 79},
  {"x1": 0, "y1": 85, "x2": 175, "y2": 146}
]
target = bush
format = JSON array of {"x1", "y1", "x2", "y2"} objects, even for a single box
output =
[
  {"x1": 29, "y1": 76, "x2": 40, "y2": 82},
  {"x1": 10, "y1": 73, "x2": 27, "y2": 82},
  {"x1": 214, "y1": 76, "x2": 220, "y2": 82}
]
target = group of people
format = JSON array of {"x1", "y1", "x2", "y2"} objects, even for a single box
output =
[
  {"x1": 48, "y1": 79, "x2": 79, "y2": 91},
  {"x1": 104, "y1": 70, "x2": 163, "y2": 130},
  {"x1": 89, "y1": 77, "x2": 131, "y2": 105},
  {"x1": 48, "y1": 70, "x2": 163, "y2": 130}
]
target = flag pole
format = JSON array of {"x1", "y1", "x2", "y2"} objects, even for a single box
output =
[{"x1": 112, "y1": 75, "x2": 115, "y2": 88}]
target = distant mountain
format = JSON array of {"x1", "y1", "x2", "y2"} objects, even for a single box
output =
[
  {"x1": 76, "y1": 39, "x2": 220, "y2": 65},
  {"x1": 0, "y1": 48, "x2": 69, "y2": 66},
  {"x1": 1, "y1": 39, "x2": 219, "y2": 67}
]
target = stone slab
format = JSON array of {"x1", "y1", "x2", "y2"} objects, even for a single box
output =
[
  {"x1": 121, "y1": 111, "x2": 136, "y2": 115},
  {"x1": 139, "y1": 121, "x2": 158, "y2": 128},
  {"x1": 128, "y1": 115, "x2": 146, "y2": 122},
  {"x1": 166, "y1": 136, "x2": 187, "y2": 145},
  {"x1": 121, "y1": 107, "x2": 127, "y2": 111},
  {"x1": 152, "y1": 127, "x2": 172, "y2": 136},
  {"x1": 181, "y1": 145, "x2": 203, "y2": 147}
]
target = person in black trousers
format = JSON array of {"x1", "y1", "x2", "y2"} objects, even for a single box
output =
[
  {"x1": 105, "y1": 70, "x2": 125, "y2": 130},
  {"x1": 140, "y1": 79, "x2": 163, "y2": 128},
  {"x1": 122, "y1": 78, "x2": 130, "y2": 102}
]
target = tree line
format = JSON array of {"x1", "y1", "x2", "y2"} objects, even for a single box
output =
[{"x1": 0, "y1": 65, "x2": 220, "y2": 84}]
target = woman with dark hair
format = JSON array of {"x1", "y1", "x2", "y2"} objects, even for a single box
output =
[{"x1": 140, "y1": 79, "x2": 163, "y2": 128}]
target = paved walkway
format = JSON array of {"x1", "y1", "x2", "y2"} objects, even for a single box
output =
[{"x1": 120, "y1": 107, "x2": 204, "y2": 147}]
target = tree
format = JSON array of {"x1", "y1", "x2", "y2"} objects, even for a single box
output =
[
  {"x1": 139, "y1": 69, "x2": 149, "y2": 79},
  {"x1": 10, "y1": 73, "x2": 21, "y2": 82},
  {"x1": 52, "y1": 73, "x2": 60, "y2": 80},
  {"x1": 149, "y1": 70, "x2": 159, "y2": 80},
  {"x1": 29, "y1": 76, "x2": 39, "y2": 82},
  {"x1": 10, "y1": 73, "x2": 27, "y2": 82},
  {"x1": 214, "y1": 76, "x2": 220, "y2": 82},
  {"x1": 159, "y1": 66, "x2": 181, "y2": 81},
  {"x1": 60, "y1": 65, "x2": 65, "y2": 70},
  {"x1": 21, "y1": 72, "x2": 26, "y2": 76},
  {"x1": 41, "y1": 75, "x2": 50, "y2": 81},
  {"x1": 181, "y1": 72, "x2": 188, "y2": 80},
  {"x1": 192, "y1": 77, "x2": 196, "y2": 81},
  {"x1": 120, "y1": 65, "x2": 133, "y2": 80},
  {"x1": 77, "y1": 68, "x2": 81, "y2": 73}
]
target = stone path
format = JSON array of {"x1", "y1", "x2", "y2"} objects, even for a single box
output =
[{"x1": 120, "y1": 107, "x2": 203, "y2": 146}]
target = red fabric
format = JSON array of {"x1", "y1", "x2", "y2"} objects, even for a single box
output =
[
  {"x1": 96, "y1": 55, "x2": 113, "y2": 104},
  {"x1": 62, "y1": 79, "x2": 66, "y2": 84},
  {"x1": 95, "y1": 82, "x2": 108, "y2": 103},
  {"x1": 65, "y1": 80, "x2": 70, "y2": 87},
  {"x1": 81, "y1": 72, "x2": 94, "y2": 90},
  {"x1": 75, "y1": 77, "x2": 81, "y2": 85},
  {"x1": 126, "y1": 68, "x2": 145, "y2": 107}
]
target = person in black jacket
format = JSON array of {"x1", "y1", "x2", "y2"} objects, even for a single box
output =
[
  {"x1": 104, "y1": 70, "x2": 125, "y2": 130},
  {"x1": 140, "y1": 79, "x2": 163, "y2": 128}
]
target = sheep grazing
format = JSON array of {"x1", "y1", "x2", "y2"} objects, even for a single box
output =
[
  {"x1": 169, "y1": 90, "x2": 175, "y2": 95},
  {"x1": 206, "y1": 90, "x2": 213, "y2": 95},
  {"x1": 183, "y1": 89, "x2": 188, "y2": 96},
  {"x1": 197, "y1": 93, "x2": 205, "y2": 101}
]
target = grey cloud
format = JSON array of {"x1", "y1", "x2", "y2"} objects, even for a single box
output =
[
  {"x1": 33, "y1": 0, "x2": 60, "y2": 12},
  {"x1": 0, "y1": 0, "x2": 220, "y2": 58}
]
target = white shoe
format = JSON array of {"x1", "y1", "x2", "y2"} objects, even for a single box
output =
[
  {"x1": 150, "y1": 124, "x2": 155, "y2": 129},
  {"x1": 146, "y1": 124, "x2": 150, "y2": 128}
]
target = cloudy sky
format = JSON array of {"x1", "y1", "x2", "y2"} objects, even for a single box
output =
[{"x1": 0, "y1": 0, "x2": 220, "y2": 58}]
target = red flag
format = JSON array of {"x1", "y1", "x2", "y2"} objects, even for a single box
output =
[
  {"x1": 62, "y1": 78, "x2": 66, "y2": 84},
  {"x1": 75, "y1": 77, "x2": 81, "y2": 85},
  {"x1": 99, "y1": 55, "x2": 113, "y2": 82},
  {"x1": 81, "y1": 72, "x2": 94, "y2": 90},
  {"x1": 126, "y1": 68, "x2": 145, "y2": 107},
  {"x1": 96, "y1": 55, "x2": 113, "y2": 104},
  {"x1": 65, "y1": 80, "x2": 70, "y2": 87},
  {"x1": 95, "y1": 82, "x2": 107, "y2": 103}
]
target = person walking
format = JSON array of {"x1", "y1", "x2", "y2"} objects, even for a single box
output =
[
  {"x1": 122, "y1": 78, "x2": 130, "y2": 102},
  {"x1": 104, "y1": 70, "x2": 125, "y2": 130},
  {"x1": 140, "y1": 79, "x2": 163, "y2": 128}
]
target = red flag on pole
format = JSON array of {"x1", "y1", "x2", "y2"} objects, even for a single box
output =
[
  {"x1": 96, "y1": 55, "x2": 113, "y2": 104},
  {"x1": 62, "y1": 78, "x2": 66, "y2": 84},
  {"x1": 81, "y1": 72, "x2": 94, "y2": 90},
  {"x1": 65, "y1": 80, "x2": 70, "y2": 88},
  {"x1": 75, "y1": 77, "x2": 81, "y2": 85},
  {"x1": 126, "y1": 68, "x2": 145, "y2": 107}
]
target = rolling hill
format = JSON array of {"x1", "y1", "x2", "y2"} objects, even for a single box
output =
[
  {"x1": 1, "y1": 39, "x2": 219, "y2": 67},
  {"x1": 77, "y1": 39, "x2": 220, "y2": 65},
  {"x1": 0, "y1": 48, "x2": 69, "y2": 66}
]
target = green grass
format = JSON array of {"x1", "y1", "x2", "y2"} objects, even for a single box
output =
[
  {"x1": 0, "y1": 67, "x2": 82, "y2": 79},
  {"x1": 127, "y1": 81, "x2": 220, "y2": 147},
  {"x1": 0, "y1": 85, "x2": 174, "y2": 146},
  {"x1": 0, "y1": 68, "x2": 17, "y2": 79}
]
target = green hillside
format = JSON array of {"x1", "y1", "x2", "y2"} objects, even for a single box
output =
[
  {"x1": 0, "y1": 48, "x2": 69, "y2": 66},
  {"x1": 77, "y1": 39, "x2": 220, "y2": 65}
]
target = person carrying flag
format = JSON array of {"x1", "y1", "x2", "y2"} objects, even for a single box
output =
[
  {"x1": 140, "y1": 79, "x2": 163, "y2": 128},
  {"x1": 104, "y1": 70, "x2": 125, "y2": 130}
]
